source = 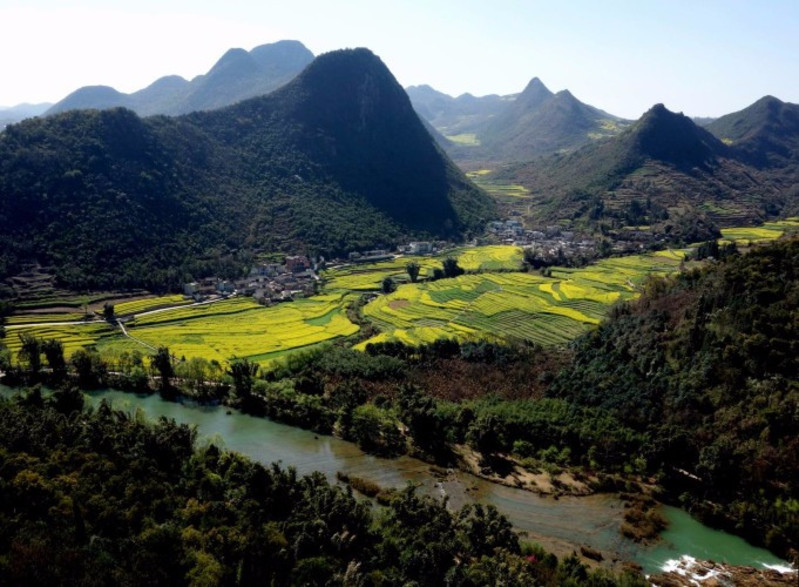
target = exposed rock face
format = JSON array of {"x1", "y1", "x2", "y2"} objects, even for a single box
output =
[{"x1": 648, "y1": 556, "x2": 797, "y2": 586}]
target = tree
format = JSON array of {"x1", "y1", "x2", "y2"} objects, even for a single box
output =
[
  {"x1": 152, "y1": 346, "x2": 175, "y2": 396},
  {"x1": 103, "y1": 302, "x2": 115, "y2": 322},
  {"x1": 442, "y1": 257, "x2": 464, "y2": 279},
  {"x1": 42, "y1": 338, "x2": 67, "y2": 382},
  {"x1": 71, "y1": 347, "x2": 107, "y2": 388},
  {"x1": 228, "y1": 358, "x2": 259, "y2": 402},
  {"x1": 17, "y1": 333, "x2": 42, "y2": 378},
  {"x1": 381, "y1": 277, "x2": 396, "y2": 294},
  {"x1": 405, "y1": 261, "x2": 421, "y2": 283}
]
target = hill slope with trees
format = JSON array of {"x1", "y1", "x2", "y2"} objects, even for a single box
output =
[
  {"x1": 0, "y1": 48, "x2": 494, "y2": 291},
  {"x1": 552, "y1": 237, "x2": 799, "y2": 557},
  {"x1": 407, "y1": 78, "x2": 629, "y2": 166},
  {"x1": 498, "y1": 102, "x2": 795, "y2": 241}
]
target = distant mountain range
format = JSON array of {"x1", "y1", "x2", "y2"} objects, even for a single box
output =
[
  {"x1": 46, "y1": 40, "x2": 315, "y2": 117},
  {"x1": 0, "y1": 103, "x2": 52, "y2": 130},
  {"x1": 407, "y1": 78, "x2": 631, "y2": 165},
  {"x1": 496, "y1": 97, "x2": 799, "y2": 240},
  {"x1": 0, "y1": 48, "x2": 493, "y2": 291}
]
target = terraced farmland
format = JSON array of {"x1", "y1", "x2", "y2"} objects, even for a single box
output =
[
  {"x1": 107, "y1": 293, "x2": 360, "y2": 366},
  {"x1": 113, "y1": 294, "x2": 193, "y2": 316},
  {"x1": 4, "y1": 322, "x2": 115, "y2": 358},
  {"x1": 322, "y1": 256, "x2": 442, "y2": 290},
  {"x1": 323, "y1": 246, "x2": 523, "y2": 291},
  {"x1": 720, "y1": 218, "x2": 799, "y2": 244},
  {"x1": 453, "y1": 245, "x2": 524, "y2": 272},
  {"x1": 357, "y1": 250, "x2": 686, "y2": 348}
]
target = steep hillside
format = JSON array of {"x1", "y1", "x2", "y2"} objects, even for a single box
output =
[
  {"x1": 478, "y1": 84, "x2": 627, "y2": 162},
  {"x1": 0, "y1": 49, "x2": 493, "y2": 291},
  {"x1": 46, "y1": 40, "x2": 314, "y2": 117},
  {"x1": 500, "y1": 103, "x2": 790, "y2": 239},
  {"x1": 408, "y1": 78, "x2": 628, "y2": 166},
  {"x1": 707, "y1": 96, "x2": 799, "y2": 168},
  {"x1": 552, "y1": 237, "x2": 799, "y2": 556}
]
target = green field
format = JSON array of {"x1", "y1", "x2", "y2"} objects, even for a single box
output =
[
  {"x1": 356, "y1": 249, "x2": 686, "y2": 348},
  {"x1": 4, "y1": 323, "x2": 116, "y2": 358},
  {"x1": 322, "y1": 246, "x2": 524, "y2": 291},
  {"x1": 104, "y1": 294, "x2": 360, "y2": 366},
  {"x1": 6, "y1": 313, "x2": 88, "y2": 325},
  {"x1": 113, "y1": 294, "x2": 193, "y2": 316},
  {"x1": 721, "y1": 218, "x2": 799, "y2": 244},
  {"x1": 323, "y1": 256, "x2": 443, "y2": 291},
  {"x1": 453, "y1": 245, "x2": 524, "y2": 271},
  {"x1": 5, "y1": 295, "x2": 359, "y2": 368},
  {"x1": 8, "y1": 221, "x2": 797, "y2": 367}
]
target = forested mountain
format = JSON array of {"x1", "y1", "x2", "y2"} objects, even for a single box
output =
[
  {"x1": 46, "y1": 40, "x2": 314, "y2": 117},
  {"x1": 0, "y1": 48, "x2": 493, "y2": 291},
  {"x1": 499, "y1": 101, "x2": 795, "y2": 240},
  {"x1": 552, "y1": 237, "x2": 799, "y2": 556},
  {"x1": 407, "y1": 78, "x2": 629, "y2": 166},
  {"x1": 706, "y1": 96, "x2": 799, "y2": 172}
]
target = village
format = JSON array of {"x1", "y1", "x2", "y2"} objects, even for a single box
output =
[{"x1": 182, "y1": 215, "x2": 678, "y2": 304}]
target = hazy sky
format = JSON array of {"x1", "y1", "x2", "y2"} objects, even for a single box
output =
[{"x1": 1, "y1": 0, "x2": 797, "y2": 118}]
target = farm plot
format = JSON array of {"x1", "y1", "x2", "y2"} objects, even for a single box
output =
[
  {"x1": 358, "y1": 250, "x2": 686, "y2": 348},
  {"x1": 113, "y1": 294, "x2": 192, "y2": 316},
  {"x1": 3, "y1": 322, "x2": 116, "y2": 360},
  {"x1": 112, "y1": 294, "x2": 359, "y2": 366},
  {"x1": 322, "y1": 256, "x2": 441, "y2": 291},
  {"x1": 6, "y1": 312, "x2": 88, "y2": 325},
  {"x1": 453, "y1": 245, "x2": 524, "y2": 272},
  {"x1": 721, "y1": 218, "x2": 799, "y2": 244},
  {"x1": 131, "y1": 297, "x2": 260, "y2": 326}
]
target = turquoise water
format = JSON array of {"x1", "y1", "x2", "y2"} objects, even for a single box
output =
[{"x1": 0, "y1": 385, "x2": 790, "y2": 574}]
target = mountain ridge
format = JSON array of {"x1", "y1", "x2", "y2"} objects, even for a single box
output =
[
  {"x1": 498, "y1": 100, "x2": 796, "y2": 239},
  {"x1": 0, "y1": 48, "x2": 493, "y2": 291},
  {"x1": 407, "y1": 77, "x2": 630, "y2": 166},
  {"x1": 46, "y1": 40, "x2": 314, "y2": 117}
]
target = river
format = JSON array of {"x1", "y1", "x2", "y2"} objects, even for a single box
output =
[{"x1": 0, "y1": 385, "x2": 790, "y2": 575}]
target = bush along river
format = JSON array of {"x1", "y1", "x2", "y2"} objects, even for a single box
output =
[{"x1": 0, "y1": 385, "x2": 791, "y2": 576}]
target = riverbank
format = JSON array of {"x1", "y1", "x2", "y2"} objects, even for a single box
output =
[{"x1": 0, "y1": 383, "x2": 792, "y2": 577}]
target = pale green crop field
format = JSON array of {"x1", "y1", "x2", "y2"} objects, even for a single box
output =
[
  {"x1": 5, "y1": 295, "x2": 359, "y2": 368},
  {"x1": 720, "y1": 218, "x2": 799, "y2": 244},
  {"x1": 453, "y1": 245, "x2": 524, "y2": 272},
  {"x1": 6, "y1": 313, "x2": 88, "y2": 325},
  {"x1": 10, "y1": 221, "x2": 797, "y2": 367},
  {"x1": 108, "y1": 293, "x2": 360, "y2": 366},
  {"x1": 356, "y1": 250, "x2": 686, "y2": 349},
  {"x1": 113, "y1": 294, "x2": 192, "y2": 316},
  {"x1": 4, "y1": 323, "x2": 116, "y2": 359},
  {"x1": 322, "y1": 256, "x2": 443, "y2": 291}
]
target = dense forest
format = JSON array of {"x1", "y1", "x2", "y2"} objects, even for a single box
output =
[
  {"x1": 0, "y1": 392, "x2": 646, "y2": 586},
  {"x1": 0, "y1": 49, "x2": 494, "y2": 292}
]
